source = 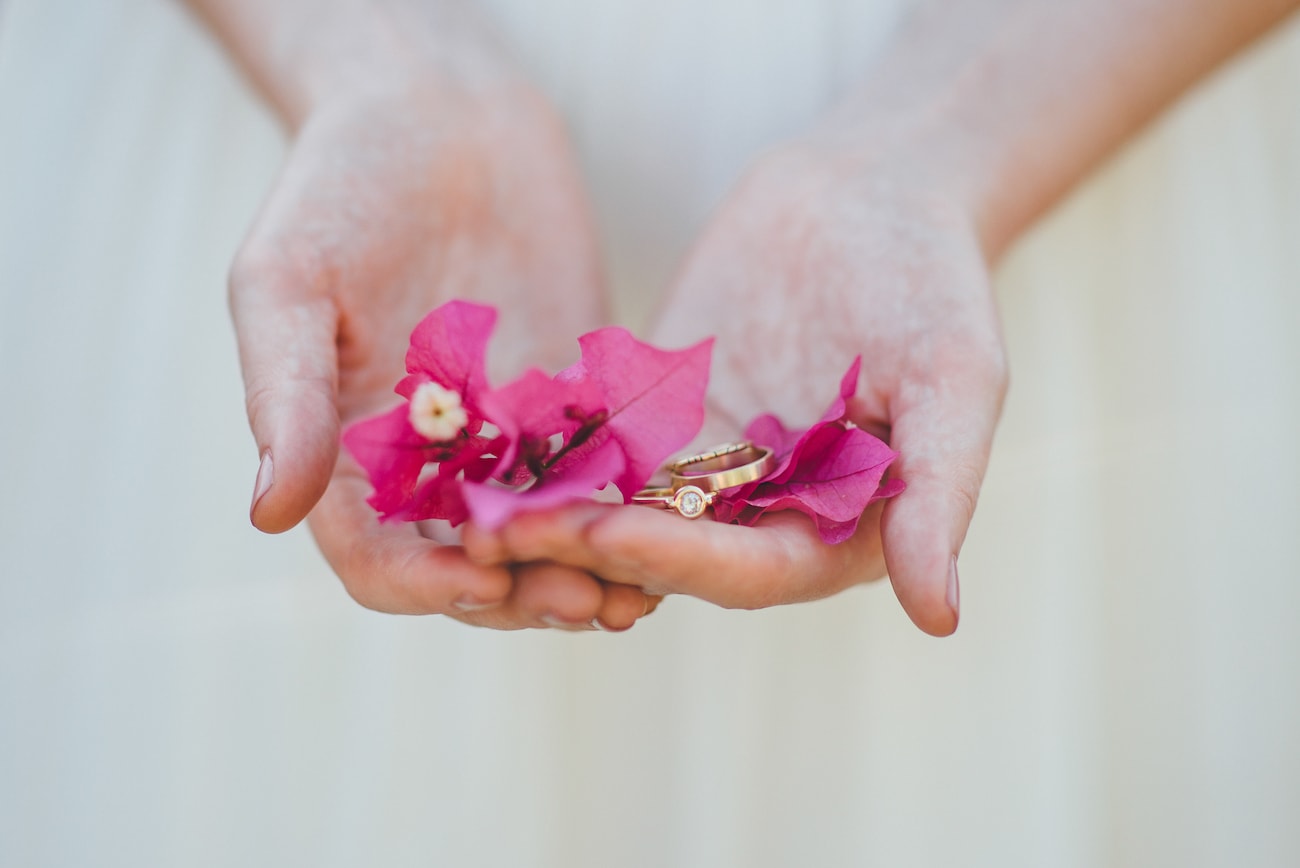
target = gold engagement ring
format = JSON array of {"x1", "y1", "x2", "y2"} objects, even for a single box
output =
[{"x1": 630, "y1": 485, "x2": 716, "y2": 520}]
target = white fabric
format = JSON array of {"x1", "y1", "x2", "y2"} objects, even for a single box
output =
[{"x1": 1, "y1": 1, "x2": 1297, "y2": 865}]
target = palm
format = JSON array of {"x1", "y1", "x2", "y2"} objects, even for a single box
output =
[
  {"x1": 657, "y1": 147, "x2": 997, "y2": 441},
  {"x1": 254, "y1": 94, "x2": 606, "y2": 424}
]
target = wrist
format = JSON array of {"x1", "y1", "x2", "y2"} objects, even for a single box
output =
[
  {"x1": 806, "y1": 95, "x2": 1025, "y2": 265},
  {"x1": 193, "y1": 0, "x2": 532, "y2": 131}
]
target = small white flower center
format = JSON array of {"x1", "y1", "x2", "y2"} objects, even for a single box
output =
[{"x1": 409, "y1": 382, "x2": 468, "y2": 442}]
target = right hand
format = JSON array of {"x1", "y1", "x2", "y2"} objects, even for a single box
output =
[{"x1": 462, "y1": 132, "x2": 1008, "y2": 636}]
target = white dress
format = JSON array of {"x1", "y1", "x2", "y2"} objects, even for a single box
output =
[{"x1": 1, "y1": 1, "x2": 1297, "y2": 865}]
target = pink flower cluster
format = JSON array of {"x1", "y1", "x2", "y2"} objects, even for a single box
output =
[
  {"x1": 342, "y1": 301, "x2": 712, "y2": 531},
  {"x1": 343, "y1": 301, "x2": 903, "y2": 543}
]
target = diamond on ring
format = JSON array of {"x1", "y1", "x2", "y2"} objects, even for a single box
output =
[
  {"x1": 673, "y1": 486, "x2": 708, "y2": 519},
  {"x1": 631, "y1": 485, "x2": 715, "y2": 519}
]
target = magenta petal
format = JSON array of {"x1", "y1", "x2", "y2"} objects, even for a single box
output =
[
  {"x1": 482, "y1": 368, "x2": 603, "y2": 438},
  {"x1": 870, "y1": 478, "x2": 907, "y2": 503},
  {"x1": 742, "y1": 357, "x2": 863, "y2": 488},
  {"x1": 744, "y1": 426, "x2": 897, "y2": 523},
  {"x1": 396, "y1": 301, "x2": 496, "y2": 417},
  {"x1": 709, "y1": 496, "x2": 748, "y2": 525},
  {"x1": 402, "y1": 442, "x2": 498, "y2": 526},
  {"x1": 341, "y1": 404, "x2": 431, "y2": 520},
  {"x1": 812, "y1": 516, "x2": 860, "y2": 546},
  {"x1": 718, "y1": 421, "x2": 904, "y2": 544},
  {"x1": 819, "y1": 356, "x2": 862, "y2": 424},
  {"x1": 742, "y1": 413, "x2": 804, "y2": 484},
  {"x1": 462, "y1": 439, "x2": 626, "y2": 531},
  {"x1": 565, "y1": 328, "x2": 713, "y2": 499},
  {"x1": 404, "y1": 467, "x2": 469, "y2": 525},
  {"x1": 477, "y1": 367, "x2": 604, "y2": 477}
]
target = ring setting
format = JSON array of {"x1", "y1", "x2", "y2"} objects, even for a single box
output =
[
  {"x1": 632, "y1": 441, "x2": 778, "y2": 519},
  {"x1": 630, "y1": 485, "x2": 716, "y2": 519}
]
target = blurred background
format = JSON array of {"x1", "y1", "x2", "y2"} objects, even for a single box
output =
[{"x1": 1, "y1": 1, "x2": 1297, "y2": 865}]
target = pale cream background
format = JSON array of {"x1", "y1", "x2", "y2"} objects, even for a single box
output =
[{"x1": 0, "y1": 1, "x2": 1297, "y2": 866}]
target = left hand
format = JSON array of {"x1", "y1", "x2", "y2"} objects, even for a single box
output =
[
  {"x1": 464, "y1": 129, "x2": 1008, "y2": 636},
  {"x1": 218, "y1": 2, "x2": 658, "y2": 631}
]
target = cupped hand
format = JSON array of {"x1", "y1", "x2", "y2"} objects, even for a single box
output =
[
  {"x1": 464, "y1": 133, "x2": 1008, "y2": 635},
  {"x1": 231, "y1": 70, "x2": 655, "y2": 630}
]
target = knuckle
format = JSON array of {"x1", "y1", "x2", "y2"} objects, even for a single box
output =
[
  {"x1": 243, "y1": 378, "x2": 276, "y2": 425},
  {"x1": 945, "y1": 460, "x2": 985, "y2": 523},
  {"x1": 241, "y1": 367, "x2": 337, "y2": 443},
  {"x1": 337, "y1": 568, "x2": 391, "y2": 614},
  {"x1": 934, "y1": 333, "x2": 1007, "y2": 389},
  {"x1": 227, "y1": 246, "x2": 284, "y2": 305},
  {"x1": 732, "y1": 147, "x2": 834, "y2": 225},
  {"x1": 338, "y1": 547, "x2": 441, "y2": 616},
  {"x1": 714, "y1": 547, "x2": 795, "y2": 611},
  {"x1": 332, "y1": 542, "x2": 387, "y2": 613},
  {"x1": 980, "y1": 344, "x2": 1011, "y2": 397},
  {"x1": 343, "y1": 583, "x2": 386, "y2": 614},
  {"x1": 227, "y1": 238, "x2": 337, "y2": 310}
]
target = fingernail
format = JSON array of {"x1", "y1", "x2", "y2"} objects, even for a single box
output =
[
  {"x1": 541, "y1": 614, "x2": 597, "y2": 631},
  {"x1": 947, "y1": 555, "x2": 961, "y2": 621},
  {"x1": 452, "y1": 594, "x2": 499, "y2": 613},
  {"x1": 593, "y1": 618, "x2": 630, "y2": 633},
  {"x1": 250, "y1": 451, "x2": 274, "y2": 519}
]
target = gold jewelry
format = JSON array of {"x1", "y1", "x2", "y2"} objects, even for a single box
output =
[
  {"x1": 668, "y1": 441, "x2": 776, "y2": 493},
  {"x1": 665, "y1": 441, "x2": 752, "y2": 475},
  {"x1": 631, "y1": 485, "x2": 715, "y2": 519}
]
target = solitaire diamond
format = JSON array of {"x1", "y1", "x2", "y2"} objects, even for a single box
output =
[{"x1": 674, "y1": 487, "x2": 708, "y2": 519}]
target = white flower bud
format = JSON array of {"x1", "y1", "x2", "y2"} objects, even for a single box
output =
[{"x1": 409, "y1": 382, "x2": 468, "y2": 442}]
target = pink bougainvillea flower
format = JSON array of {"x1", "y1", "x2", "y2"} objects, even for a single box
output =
[
  {"x1": 342, "y1": 300, "x2": 713, "y2": 529},
  {"x1": 395, "y1": 299, "x2": 496, "y2": 422},
  {"x1": 341, "y1": 300, "x2": 498, "y2": 522},
  {"x1": 558, "y1": 327, "x2": 714, "y2": 501},
  {"x1": 713, "y1": 357, "x2": 905, "y2": 544}
]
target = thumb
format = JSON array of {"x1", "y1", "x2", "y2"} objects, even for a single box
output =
[
  {"x1": 229, "y1": 251, "x2": 340, "y2": 534},
  {"x1": 879, "y1": 350, "x2": 1007, "y2": 636}
]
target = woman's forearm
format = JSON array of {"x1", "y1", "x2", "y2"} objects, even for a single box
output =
[
  {"x1": 181, "y1": 0, "x2": 519, "y2": 127},
  {"x1": 835, "y1": 0, "x2": 1299, "y2": 260}
]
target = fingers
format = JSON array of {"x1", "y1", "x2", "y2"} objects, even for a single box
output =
[
  {"x1": 451, "y1": 563, "x2": 654, "y2": 632},
  {"x1": 879, "y1": 342, "x2": 1007, "y2": 636},
  {"x1": 310, "y1": 470, "x2": 514, "y2": 614},
  {"x1": 464, "y1": 502, "x2": 886, "y2": 610},
  {"x1": 229, "y1": 239, "x2": 341, "y2": 535},
  {"x1": 596, "y1": 583, "x2": 657, "y2": 631},
  {"x1": 313, "y1": 468, "x2": 657, "y2": 631}
]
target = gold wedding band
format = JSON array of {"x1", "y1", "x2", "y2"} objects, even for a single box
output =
[
  {"x1": 631, "y1": 485, "x2": 715, "y2": 519},
  {"x1": 668, "y1": 441, "x2": 776, "y2": 493},
  {"x1": 665, "y1": 442, "x2": 752, "y2": 474}
]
